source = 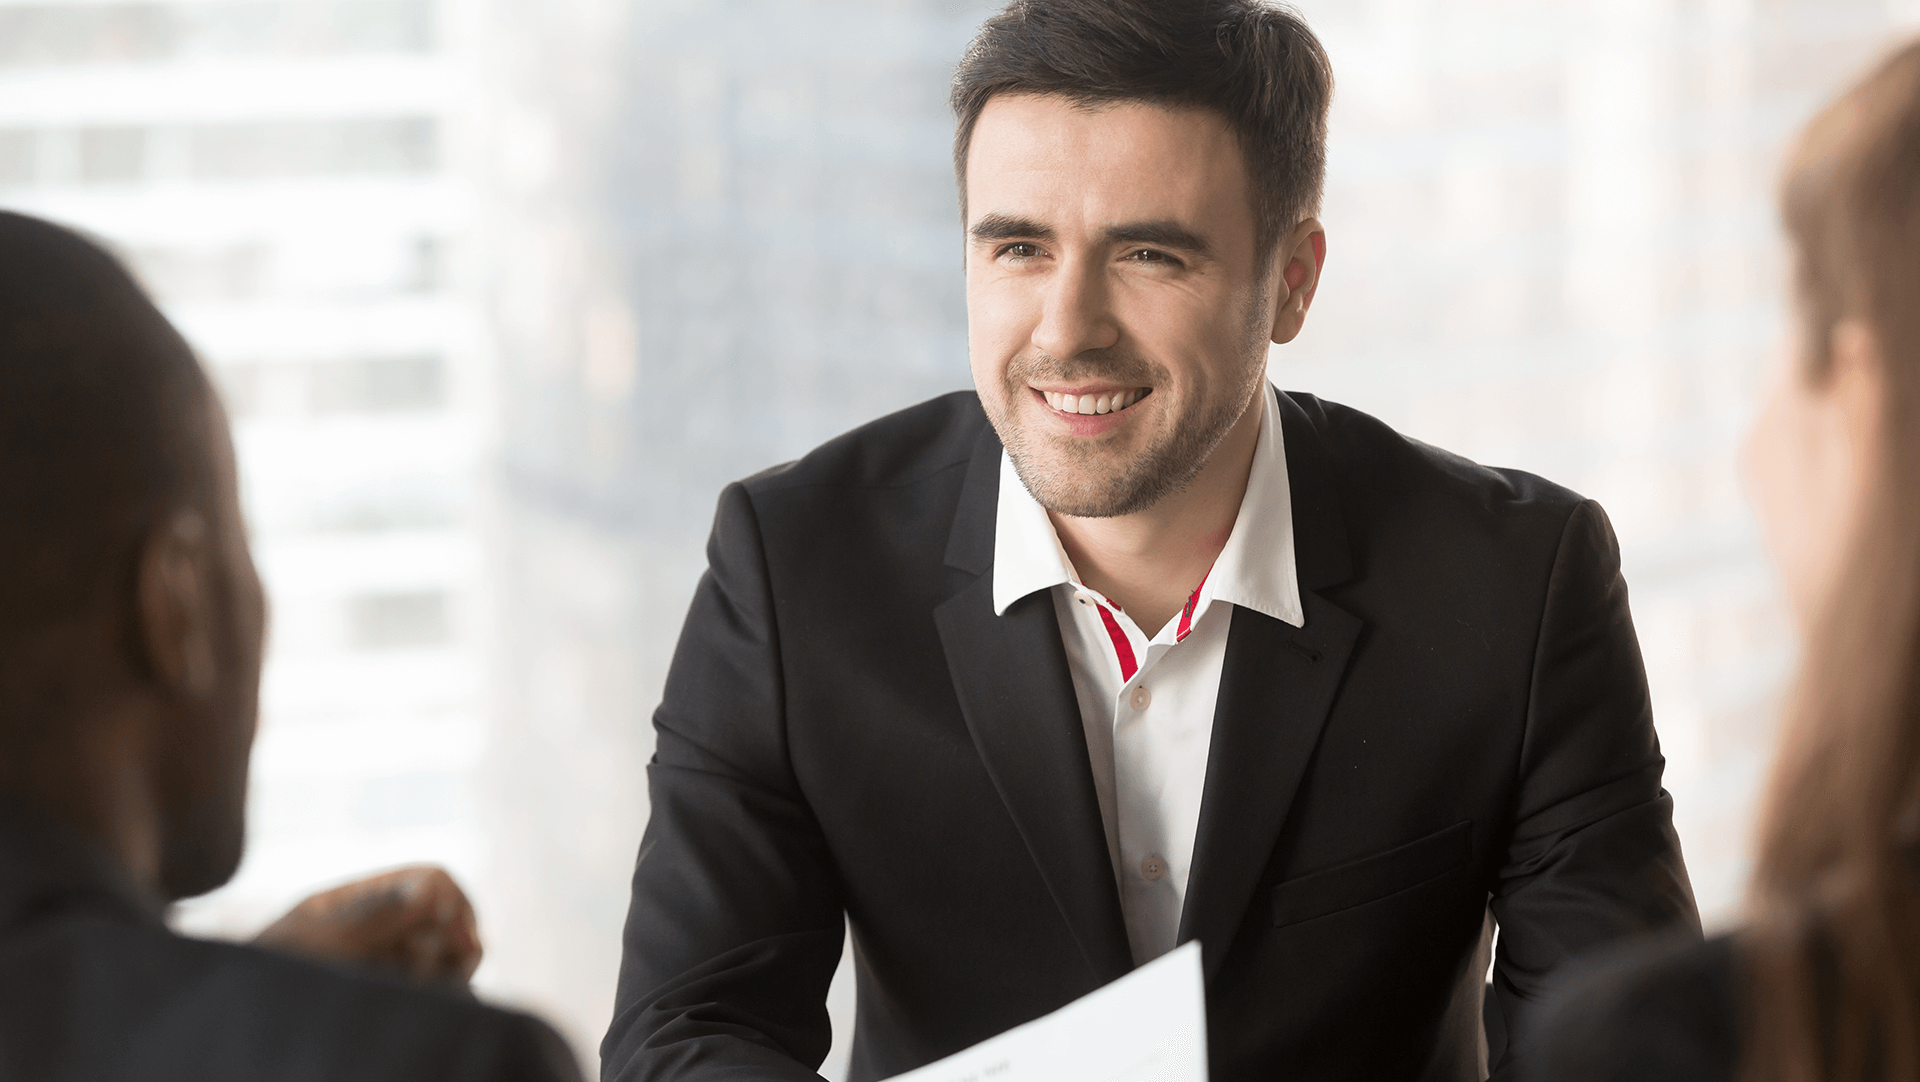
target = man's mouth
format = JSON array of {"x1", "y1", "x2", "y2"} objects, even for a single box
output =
[{"x1": 1039, "y1": 387, "x2": 1151, "y2": 416}]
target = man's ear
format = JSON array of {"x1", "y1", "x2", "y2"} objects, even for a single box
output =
[
  {"x1": 137, "y1": 511, "x2": 219, "y2": 699},
  {"x1": 1269, "y1": 218, "x2": 1326, "y2": 346}
]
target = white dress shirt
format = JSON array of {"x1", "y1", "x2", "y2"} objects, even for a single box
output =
[{"x1": 992, "y1": 384, "x2": 1304, "y2": 964}]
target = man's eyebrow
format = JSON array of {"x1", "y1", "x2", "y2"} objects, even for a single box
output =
[
  {"x1": 968, "y1": 214, "x2": 1054, "y2": 243},
  {"x1": 1102, "y1": 220, "x2": 1213, "y2": 257}
]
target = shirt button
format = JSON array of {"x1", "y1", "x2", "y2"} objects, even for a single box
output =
[
  {"x1": 1140, "y1": 855, "x2": 1167, "y2": 881},
  {"x1": 1129, "y1": 685, "x2": 1151, "y2": 710}
]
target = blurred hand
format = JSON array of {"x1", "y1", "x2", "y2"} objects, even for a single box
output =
[{"x1": 254, "y1": 865, "x2": 483, "y2": 989}]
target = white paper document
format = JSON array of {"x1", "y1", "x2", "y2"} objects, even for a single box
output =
[{"x1": 878, "y1": 941, "x2": 1207, "y2": 1082}]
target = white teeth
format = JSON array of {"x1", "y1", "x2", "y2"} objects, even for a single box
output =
[{"x1": 1040, "y1": 388, "x2": 1146, "y2": 415}]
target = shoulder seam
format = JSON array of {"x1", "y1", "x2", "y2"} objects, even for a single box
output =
[{"x1": 1516, "y1": 498, "x2": 1601, "y2": 790}]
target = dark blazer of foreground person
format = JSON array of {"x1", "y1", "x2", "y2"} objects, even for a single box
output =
[
  {"x1": 1529, "y1": 36, "x2": 1920, "y2": 1082},
  {"x1": 0, "y1": 797, "x2": 578, "y2": 1082},
  {"x1": 605, "y1": 388, "x2": 1699, "y2": 1082}
]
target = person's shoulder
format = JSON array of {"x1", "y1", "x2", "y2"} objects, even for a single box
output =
[
  {"x1": 184, "y1": 934, "x2": 584, "y2": 1081},
  {"x1": 736, "y1": 389, "x2": 989, "y2": 498},
  {"x1": 1286, "y1": 390, "x2": 1590, "y2": 523},
  {"x1": 1283, "y1": 390, "x2": 1610, "y2": 581},
  {"x1": 2, "y1": 915, "x2": 581, "y2": 1082},
  {"x1": 1527, "y1": 931, "x2": 1741, "y2": 1082}
]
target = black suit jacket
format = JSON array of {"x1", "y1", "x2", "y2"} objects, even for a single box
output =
[
  {"x1": 0, "y1": 797, "x2": 583, "y2": 1082},
  {"x1": 604, "y1": 389, "x2": 1699, "y2": 1081}
]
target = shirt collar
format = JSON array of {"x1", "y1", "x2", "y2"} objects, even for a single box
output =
[
  {"x1": 991, "y1": 383, "x2": 1303, "y2": 628},
  {"x1": 992, "y1": 451, "x2": 1076, "y2": 615}
]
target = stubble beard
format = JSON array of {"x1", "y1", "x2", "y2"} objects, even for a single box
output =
[{"x1": 991, "y1": 347, "x2": 1265, "y2": 519}]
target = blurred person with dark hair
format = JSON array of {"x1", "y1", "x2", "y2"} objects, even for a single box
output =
[
  {"x1": 605, "y1": 2, "x2": 1698, "y2": 1079},
  {"x1": 0, "y1": 209, "x2": 582, "y2": 1082},
  {"x1": 1532, "y1": 39, "x2": 1920, "y2": 1082}
]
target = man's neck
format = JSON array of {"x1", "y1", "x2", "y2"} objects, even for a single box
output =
[
  {"x1": 0, "y1": 704, "x2": 166, "y2": 897},
  {"x1": 1050, "y1": 389, "x2": 1264, "y2": 638}
]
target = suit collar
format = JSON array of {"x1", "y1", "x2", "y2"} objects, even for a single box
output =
[
  {"x1": 943, "y1": 420, "x2": 1000, "y2": 577},
  {"x1": 1275, "y1": 388, "x2": 1352, "y2": 591},
  {"x1": 1176, "y1": 598, "x2": 1363, "y2": 977},
  {"x1": 934, "y1": 577, "x2": 1136, "y2": 986}
]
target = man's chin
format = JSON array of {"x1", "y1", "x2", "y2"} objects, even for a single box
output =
[
  {"x1": 1009, "y1": 449, "x2": 1155, "y2": 519},
  {"x1": 993, "y1": 400, "x2": 1182, "y2": 517},
  {"x1": 158, "y1": 813, "x2": 246, "y2": 901}
]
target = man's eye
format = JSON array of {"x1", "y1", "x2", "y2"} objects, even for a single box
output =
[
  {"x1": 999, "y1": 243, "x2": 1041, "y2": 259},
  {"x1": 1126, "y1": 248, "x2": 1177, "y2": 265}
]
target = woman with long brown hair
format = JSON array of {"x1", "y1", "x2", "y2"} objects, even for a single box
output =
[{"x1": 1533, "y1": 38, "x2": 1920, "y2": 1082}]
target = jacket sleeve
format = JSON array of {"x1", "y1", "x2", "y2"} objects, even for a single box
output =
[
  {"x1": 1486, "y1": 499, "x2": 1702, "y2": 1078},
  {"x1": 601, "y1": 481, "x2": 845, "y2": 1082}
]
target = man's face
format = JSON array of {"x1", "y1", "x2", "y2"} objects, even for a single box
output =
[
  {"x1": 964, "y1": 94, "x2": 1278, "y2": 517},
  {"x1": 156, "y1": 401, "x2": 267, "y2": 900}
]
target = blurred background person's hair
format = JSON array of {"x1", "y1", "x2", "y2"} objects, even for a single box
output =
[{"x1": 1745, "y1": 38, "x2": 1920, "y2": 1082}]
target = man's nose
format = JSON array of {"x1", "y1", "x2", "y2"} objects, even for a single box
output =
[{"x1": 1031, "y1": 258, "x2": 1120, "y2": 360}]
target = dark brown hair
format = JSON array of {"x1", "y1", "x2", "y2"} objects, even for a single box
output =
[
  {"x1": 1744, "y1": 38, "x2": 1920, "y2": 1082},
  {"x1": 949, "y1": 0, "x2": 1333, "y2": 259}
]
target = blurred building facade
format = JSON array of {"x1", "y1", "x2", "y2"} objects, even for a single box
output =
[
  {"x1": 471, "y1": 1, "x2": 996, "y2": 1066},
  {"x1": 5, "y1": 0, "x2": 1920, "y2": 1076}
]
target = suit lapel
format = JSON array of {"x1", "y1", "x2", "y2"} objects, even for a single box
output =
[
  {"x1": 1177, "y1": 390, "x2": 1365, "y2": 977},
  {"x1": 934, "y1": 423, "x2": 1134, "y2": 987},
  {"x1": 1177, "y1": 598, "x2": 1361, "y2": 975}
]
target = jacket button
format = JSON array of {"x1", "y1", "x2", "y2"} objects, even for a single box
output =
[
  {"x1": 1140, "y1": 855, "x2": 1166, "y2": 881},
  {"x1": 1129, "y1": 685, "x2": 1151, "y2": 710}
]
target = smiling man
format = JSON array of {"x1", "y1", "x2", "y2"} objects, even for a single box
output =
[{"x1": 604, "y1": 3, "x2": 1698, "y2": 1080}]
